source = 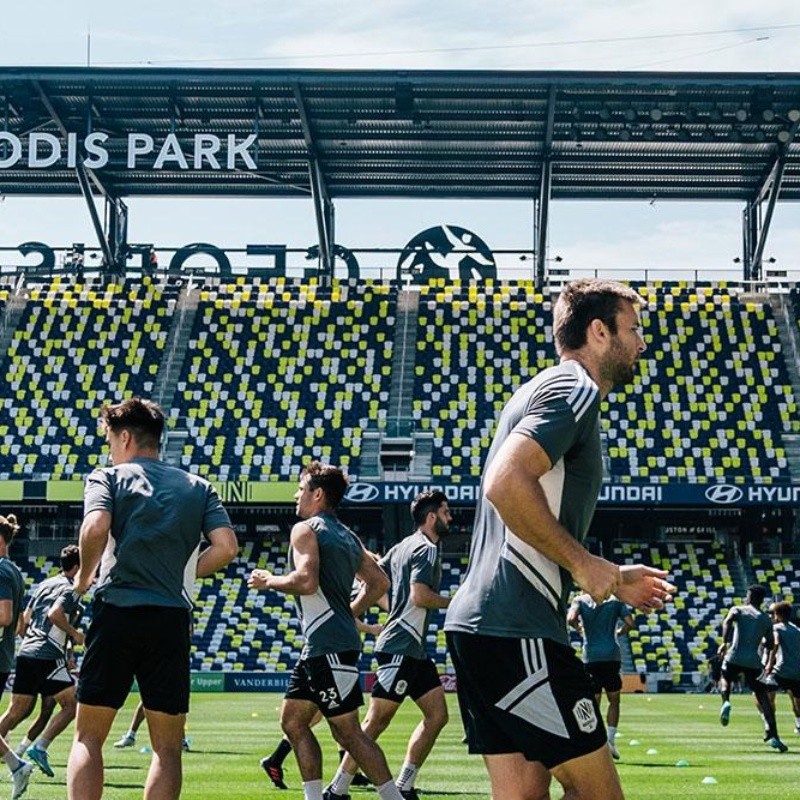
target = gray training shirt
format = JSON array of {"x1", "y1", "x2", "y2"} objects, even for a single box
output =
[
  {"x1": 0, "y1": 557, "x2": 25, "y2": 672},
  {"x1": 571, "y1": 595, "x2": 630, "y2": 663},
  {"x1": 293, "y1": 512, "x2": 363, "y2": 659},
  {"x1": 445, "y1": 360, "x2": 602, "y2": 646},
  {"x1": 17, "y1": 574, "x2": 83, "y2": 661},
  {"x1": 724, "y1": 605, "x2": 772, "y2": 669},
  {"x1": 772, "y1": 621, "x2": 800, "y2": 680},
  {"x1": 376, "y1": 530, "x2": 442, "y2": 660},
  {"x1": 83, "y1": 457, "x2": 232, "y2": 609}
]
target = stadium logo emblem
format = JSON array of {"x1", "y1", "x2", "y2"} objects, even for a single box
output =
[
  {"x1": 572, "y1": 699, "x2": 598, "y2": 733},
  {"x1": 397, "y1": 225, "x2": 497, "y2": 283},
  {"x1": 345, "y1": 483, "x2": 381, "y2": 503},
  {"x1": 704, "y1": 485, "x2": 744, "y2": 504}
]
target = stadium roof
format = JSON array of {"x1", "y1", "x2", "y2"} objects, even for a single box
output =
[{"x1": 2, "y1": 66, "x2": 800, "y2": 201}]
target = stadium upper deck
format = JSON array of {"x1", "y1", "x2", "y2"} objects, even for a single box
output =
[{"x1": 0, "y1": 275, "x2": 797, "y2": 488}]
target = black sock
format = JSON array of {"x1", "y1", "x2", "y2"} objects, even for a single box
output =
[{"x1": 271, "y1": 738, "x2": 292, "y2": 765}]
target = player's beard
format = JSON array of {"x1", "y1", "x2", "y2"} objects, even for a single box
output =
[
  {"x1": 602, "y1": 336, "x2": 640, "y2": 388},
  {"x1": 434, "y1": 517, "x2": 451, "y2": 538}
]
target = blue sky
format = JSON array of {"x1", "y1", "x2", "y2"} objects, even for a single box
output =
[{"x1": 2, "y1": 1, "x2": 800, "y2": 279}]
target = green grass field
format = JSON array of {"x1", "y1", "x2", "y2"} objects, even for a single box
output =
[{"x1": 15, "y1": 692, "x2": 800, "y2": 799}]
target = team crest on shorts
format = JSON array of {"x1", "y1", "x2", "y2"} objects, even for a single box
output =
[
  {"x1": 572, "y1": 699, "x2": 598, "y2": 733},
  {"x1": 395, "y1": 679, "x2": 408, "y2": 695}
]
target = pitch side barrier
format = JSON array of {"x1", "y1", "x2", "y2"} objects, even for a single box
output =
[
  {"x1": 190, "y1": 672, "x2": 458, "y2": 694},
  {"x1": 2, "y1": 479, "x2": 799, "y2": 507}
]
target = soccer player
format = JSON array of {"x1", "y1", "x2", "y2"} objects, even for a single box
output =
[
  {"x1": 112, "y1": 700, "x2": 190, "y2": 752},
  {"x1": 443, "y1": 279, "x2": 675, "y2": 800},
  {"x1": 66, "y1": 397, "x2": 238, "y2": 800},
  {"x1": 568, "y1": 594, "x2": 634, "y2": 760},
  {"x1": 0, "y1": 545, "x2": 85, "y2": 780},
  {"x1": 328, "y1": 490, "x2": 452, "y2": 800},
  {"x1": 764, "y1": 601, "x2": 800, "y2": 735},
  {"x1": 260, "y1": 613, "x2": 383, "y2": 791},
  {"x1": 248, "y1": 461, "x2": 404, "y2": 800},
  {"x1": 717, "y1": 584, "x2": 787, "y2": 751},
  {"x1": 0, "y1": 513, "x2": 34, "y2": 799}
]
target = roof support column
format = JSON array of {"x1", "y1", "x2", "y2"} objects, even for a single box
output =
[
  {"x1": 742, "y1": 112, "x2": 800, "y2": 282},
  {"x1": 535, "y1": 85, "x2": 557, "y2": 292},
  {"x1": 33, "y1": 79, "x2": 117, "y2": 271},
  {"x1": 308, "y1": 158, "x2": 334, "y2": 279},
  {"x1": 294, "y1": 85, "x2": 334, "y2": 280},
  {"x1": 74, "y1": 161, "x2": 115, "y2": 270},
  {"x1": 105, "y1": 196, "x2": 129, "y2": 275}
]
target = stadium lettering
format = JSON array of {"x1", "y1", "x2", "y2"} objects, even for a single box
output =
[
  {"x1": 0, "y1": 131, "x2": 259, "y2": 170},
  {"x1": 217, "y1": 481, "x2": 253, "y2": 503},
  {"x1": 598, "y1": 485, "x2": 663, "y2": 503},
  {"x1": 748, "y1": 486, "x2": 800, "y2": 503}
]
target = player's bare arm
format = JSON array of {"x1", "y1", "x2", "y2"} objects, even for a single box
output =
[
  {"x1": 196, "y1": 525, "x2": 238, "y2": 578},
  {"x1": 484, "y1": 432, "x2": 622, "y2": 602},
  {"x1": 248, "y1": 522, "x2": 319, "y2": 595},
  {"x1": 48, "y1": 599, "x2": 85, "y2": 646},
  {"x1": 411, "y1": 582, "x2": 450, "y2": 610},
  {"x1": 351, "y1": 548, "x2": 390, "y2": 618},
  {"x1": 75, "y1": 509, "x2": 111, "y2": 593}
]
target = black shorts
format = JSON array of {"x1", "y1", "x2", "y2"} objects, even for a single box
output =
[
  {"x1": 447, "y1": 632, "x2": 608, "y2": 769},
  {"x1": 286, "y1": 651, "x2": 362, "y2": 718},
  {"x1": 773, "y1": 675, "x2": 800, "y2": 695},
  {"x1": 77, "y1": 600, "x2": 190, "y2": 715},
  {"x1": 372, "y1": 653, "x2": 441, "y2": 703},
  {"x1": 0, "y1": 672, "x2": 9, "y2": 702},
  {"x1": 12, "y1": 656, "x2": 73, "y2": 698},
  {"x1": 721, "y1": 661, "x2": 765, "y2": 691},
  {"x1": 585, "y1": 660, "x2": 623, "y2": 694}
]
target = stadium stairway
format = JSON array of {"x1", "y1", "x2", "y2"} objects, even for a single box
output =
[
  {"x1": 152, "y1": 282, "x2": 202, "y2": 464},
  {"x1": 387, "y1": 287, "x2": 421, "y2": 424},
  {"x1": 0, "y1": 289, "x2": 28, "y2": 372},
  {"x1": 770, "y1": 293, "x2": 800, "y2": 478},
  {"x1": 153, "y1": 282, "x2": 201, "y2": 409}
]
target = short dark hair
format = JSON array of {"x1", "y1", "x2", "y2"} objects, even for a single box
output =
[
  {"x1": 411, "y1": 490, "x2": 448, "y2": 526},
  {"x1": 302, "y1": 461, "x2": 349, "y2": 509},
  {"x1": 100, "y1": 397, "x2": 165, "y2": 449},
  {"x1": 60, "y1": 544, "x2": 80, "y2": 573},
  {"x1": 747, "y1": 584, "x2": 766, "y2": 606},
  {"x1": 772, "y1": 600, "x2": 793, "y2": 622},
  {"x1": 0, "y1": 513, "x2": 20, "y2": 544},
  {"x1": 553, "y1": 279, "x2": 642, "y2": 356}
]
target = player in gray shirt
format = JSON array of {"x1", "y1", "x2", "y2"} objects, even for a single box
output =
[
  {"x1": 568, "y1": 595, "x2": 633, "y2": 760},
  {"x1": 67, "y1": 397, "x2": 238, "y2": 800},
  {"x1": 248, "y1": 461, "x2": 404, "y2": 800},
  {"x1": 718, "y1": 584, "x2": 786, "y2": 751},
  {"x1": 764, "y1": 601, "x2": 800, "y2": 735},
  {"x1": 0, "y1": 513, "x2": 34, "y2": 798},
  {"x1": 444, "y1": 279, "x2": 674, "y2": 800},
  {"x1": 329, "y1": 490, "x2": 452, "y2": 800},
  {"x1": 0, "y1": 545, "x2": 84, "y2": 781}
]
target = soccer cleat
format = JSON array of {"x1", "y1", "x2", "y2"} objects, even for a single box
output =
[
  {"x1": 10, "y1": 761, "x2": 34, "y2": 800},
  {"x1": 25, "y1": 747, "x2": 54, "y2": 778},
  {"x1": 351, "y1": 772, "x2": 370, "y2": 786},
  {"x1": 719, "y1": 701, "x2": 731, "y2": 726},
  {"x1": 260, "y1": 756, "x2": 288, "y2": 790},
  {"x1": 322, "y1": 789, "x2": 350, "y2": 800},
  {"x1": 113, "y1": 733, "x2": 136, "y2": 748},
  {"x1": 400, "y1": 789, "x2": 420, "y2": 800},
  {"x1": 769, "y1": 737, "x2": 789, "y2": 753},
  {"x1": 608, "y1": 742, "x2": 620, "y2": 760}
]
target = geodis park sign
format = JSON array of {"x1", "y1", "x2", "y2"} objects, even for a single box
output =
[{"x1": 0, "y1": 131, "x2": 259, "y2": 171}]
